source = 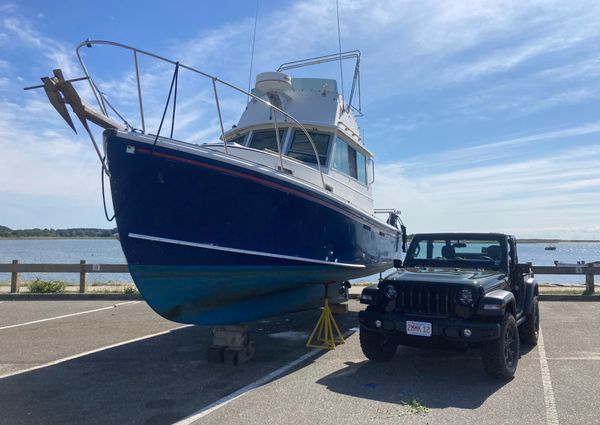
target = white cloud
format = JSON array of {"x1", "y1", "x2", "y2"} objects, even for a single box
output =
[
  {"x1": 0, "y1": 96, "x2": 101, "y2": 201},
  {"x1": 374, "y1": 139, "x2": 600, "y2": 240},
  {"x1": 537, "y1": 58, "x2": 600, "y2": 82},
  {"x1": 392, "y1": 122, "x2": 600, "y2": 174},
  {"x1": 1, "y1": 15, "x2": 79, "y2": 77}
]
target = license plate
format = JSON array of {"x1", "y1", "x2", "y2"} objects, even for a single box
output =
[{"x1": 406, "y1": 320, "x2": 432, "y2": 337}]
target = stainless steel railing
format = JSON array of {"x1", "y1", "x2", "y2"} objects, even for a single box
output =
[
  {"x1": 277, "y1": 50, "x2": 362, "y2": 116},
  {"x1": 75, "y1": 39, "x2": 326, "y2": 188}
]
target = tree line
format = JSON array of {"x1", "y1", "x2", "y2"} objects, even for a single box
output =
[{"x1": 0, "y1": 225, "x2": 118, "y2": 238}]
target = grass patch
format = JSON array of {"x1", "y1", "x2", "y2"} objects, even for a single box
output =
[
  {"x1": 402, "y1": 398, "x2": 429, "y2": 414},
  {"x1": 28, "y1": 277, "x2": 67, "y2": 293},
  {"x1": 539, "y1": 289, "x2": 599, "y2": 296},
  {"x1": 123, "y1": 285, "x2": 137, "y2": 294}
]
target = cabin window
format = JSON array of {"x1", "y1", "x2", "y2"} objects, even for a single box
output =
[
  {"x1": 287, "y1": 130, "x2": 330, "y2": 165},
  {"x1": 226, "y1": 133, "x2": 247, "y2": 145},
  {"x1": 332, "y1": 137, "x2": 368, "y2": 184},
  {"x1": 248, "y1": 129, "x2": 286, "y2": 152},
  {"x1": 356, "y1": 151, "x2": 367, "y2": 184}
]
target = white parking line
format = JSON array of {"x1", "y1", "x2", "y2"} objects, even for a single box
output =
[
  {"x1": 0, "y1": 324, "x2": 191, "y2": 379},
  {"x1": 0, "y1": 301, "x2": 141, "y2": 331},
  {"x1": 547, "y1": 356, "x2": 600, "y2": 361},
  {"x1": 173, "y1": 327, "x2": 359, "y2": 425},
  {"x1": 538, "y1": 328, "x2": 560, "y2": 425}
]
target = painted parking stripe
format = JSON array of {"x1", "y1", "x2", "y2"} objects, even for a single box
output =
[
  {"x1": 0, "y1": 301, "x2": 141, "y2": 331},
  {"x1": 0, "y1": 324, "x2": 191, "y2": 380},
  {"x1": 173, "y1": 327, "x2": 359, "y2": 425},
  {"x1": 538, "y1": 328, "x2": 560, "y2": 425}
]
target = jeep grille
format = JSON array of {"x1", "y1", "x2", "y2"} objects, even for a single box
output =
[{"x1": 394, "y1": 283, "x2": 456, "y2": 318}]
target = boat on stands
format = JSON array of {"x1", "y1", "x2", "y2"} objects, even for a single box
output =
[{"x1": 30, "y1": 40, "x2": 405, "y2": 325}]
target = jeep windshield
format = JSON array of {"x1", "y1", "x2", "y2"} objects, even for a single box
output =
[{"x1": 404, "y1": 235, "x2": 507, "y2": 271}]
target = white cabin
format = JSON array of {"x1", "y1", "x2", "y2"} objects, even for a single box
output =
[{"x1": 219, "y1": 72, "x2": 374, "y2": 215}]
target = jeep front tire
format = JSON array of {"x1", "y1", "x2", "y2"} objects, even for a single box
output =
[
  {"x1": 482, "y1": 313, "x2": 519, "y2": 380},
  {"x1": 359, "y1": 325, "x2": 397, "y2": 362}
]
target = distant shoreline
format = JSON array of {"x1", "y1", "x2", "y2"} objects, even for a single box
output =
[{"x1": 0, "y1": 226, "x2": 118, "y2": 239}]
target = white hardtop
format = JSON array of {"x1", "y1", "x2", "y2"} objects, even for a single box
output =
[{"x1": 230, "y1": 75, "x2": 367, "y2": 156}]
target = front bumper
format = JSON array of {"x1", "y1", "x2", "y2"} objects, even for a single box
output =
[{"x1": 358, "y1": 309, "x2": 501, "y2": 344}]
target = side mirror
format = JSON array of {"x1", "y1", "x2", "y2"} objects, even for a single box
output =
[{"x1": 393, "y1": 259, "x2": 403, "y2": 269}]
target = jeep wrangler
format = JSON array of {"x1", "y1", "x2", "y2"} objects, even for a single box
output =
[{"x1": 358, "y1": 233, "x2": 539, "y2": 380}]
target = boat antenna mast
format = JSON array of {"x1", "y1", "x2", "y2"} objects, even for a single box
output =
[
  {"x1": 336, "y1": 0, "x2": 345, "y2": 110},
  {"x1": 247, "y1": 0, "x2": 259, "y2": 98}
]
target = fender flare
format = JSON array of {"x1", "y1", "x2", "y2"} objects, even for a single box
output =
[
  {"x1": 523, "y1": 276, "x2": 539, "y2": 315},
  {"x1": 477, "y1": 289, "x2": 516, "y2": 316}
]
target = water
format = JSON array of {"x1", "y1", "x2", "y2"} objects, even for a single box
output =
[
  {"x1": 0, "y1": 239, "x2": 598, "y2": 285},
  {"x1": 355, "y1": 242, "x2": 600, "y2": 285},
  {"x1": 0, "y1": 239, "x2": 131, "y2": 284}
]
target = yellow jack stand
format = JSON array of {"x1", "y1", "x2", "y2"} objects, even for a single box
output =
[{"x1": 306, "y1": 292, "x2": 345, "y2": 350}]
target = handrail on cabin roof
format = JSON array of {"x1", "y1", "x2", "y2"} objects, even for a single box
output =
[{"x1": 277, "y1": 51, "x2": 362, "y2": 116}]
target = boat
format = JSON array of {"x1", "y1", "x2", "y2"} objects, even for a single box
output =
[
  {"x1": 544, "y1": 246, "x2": 557, "y2": 251},
  {"x1": 29, "y1": 40, "x2": 405, "y2": 325}
]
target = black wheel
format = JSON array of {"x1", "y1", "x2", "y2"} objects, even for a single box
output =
[
  {"x1": 482, "y1": 313, "x2": 519, "y2": 380},
  {"x1": 359, "y1": 325, "x2": 397, "y2": 362},
  {"x1": 520, "y1": 296, "x2": 539, "y2": 346}
]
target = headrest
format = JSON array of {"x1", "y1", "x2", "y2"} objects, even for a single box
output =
[
  {"x1": 487, "y1": 245, "x2": 502, "y2": 260},
  {"x1": 441, "y1": 245, "x2": 455, "y2": 259}
]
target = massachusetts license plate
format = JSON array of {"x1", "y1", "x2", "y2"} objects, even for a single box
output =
[{"x1": 406, "y1": 320, "x2": 432, "y2": 337}]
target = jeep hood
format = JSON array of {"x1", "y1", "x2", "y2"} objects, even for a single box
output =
[{"x1": 385, "y1": 268, "x2": 506, "y2": 287}]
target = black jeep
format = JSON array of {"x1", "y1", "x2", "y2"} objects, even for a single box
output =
[{"x1": 358, "y1": 233, "x2": 539, "y2": 380}]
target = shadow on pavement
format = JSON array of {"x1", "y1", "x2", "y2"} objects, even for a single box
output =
[
  {"x1": 317, "y1": 345, "x2": 511, "y2": 409},
  {"x1": 0, "y1": 309, "x2": 358, "y2": 425}
]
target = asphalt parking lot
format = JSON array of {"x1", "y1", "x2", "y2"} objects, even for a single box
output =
[{"x1": 0, "y1": 298, "x2": 598, "y2": 425}]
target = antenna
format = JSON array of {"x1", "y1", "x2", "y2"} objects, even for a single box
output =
[
  {"x1": 336, "y1": 0, "x2": 345, "y2": 109},
  {"x1": 247, "y1": 0, "x2": 259, "y2": 98}
]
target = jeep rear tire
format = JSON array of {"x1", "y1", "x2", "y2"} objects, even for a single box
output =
[
  {"x1": 482, "y1": 313, "x2": 519, "y2": 380},
  {"x1": 359, "y1": 325, "x2": 397, "y2": 362},
  {"x1": 519, "y1": 296, "x2": 539, "y2": 346}
]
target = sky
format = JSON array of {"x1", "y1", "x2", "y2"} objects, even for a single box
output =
[{"x1": 0, "y1": 0, "x2": 599, "y2": 239}]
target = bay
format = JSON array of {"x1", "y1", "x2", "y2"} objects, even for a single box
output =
[
  {"x1": 0, "y1": 239, "x2": 131, "y2": 284},
  {"x1": 0, "y1": 239, "x2": 598, "y2": 285}
]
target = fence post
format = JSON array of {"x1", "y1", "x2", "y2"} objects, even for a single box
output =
[
  {"x1": 79, "y1": 260, "x2": 87, "y2": 293},
  {"x1": 584, "y1": 264, "x2": 595, "y2": 295},
  {"x1": 10, "y1": 260, "x2": 20, "y2": 293}
]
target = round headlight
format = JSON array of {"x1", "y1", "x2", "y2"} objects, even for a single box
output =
[
  {"x1": 384, "y1": 284, "x2": 397, "y2": 299},
  {"x1": 457, "y1": 289, "x2": 474, "y2": 306}
]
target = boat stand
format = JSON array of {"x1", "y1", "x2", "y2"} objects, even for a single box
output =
[
  {"x1": 328, "y1": 280, "x2": 351, "y2": 315},
  {"x1": 306, "y1": 284, "x2": 345, "y2": 350},
  {"x1": 208, "y1": 325, "x2": 255, "y2": 366}
]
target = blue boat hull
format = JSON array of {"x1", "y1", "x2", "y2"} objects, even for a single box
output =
[{"x1": 105, "y1": 130, "x2": 400, "y2": 325}]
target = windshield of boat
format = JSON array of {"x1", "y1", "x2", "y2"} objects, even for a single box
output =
[
  {"x1": 286, "y1": 129, "x2": 330, "y2": 165},
  {"x1": 404, "y1": 236, "x2": 507, "y2": 270},
  {"x1": 247, "y1": 128, "x2": 287, "y2": 152}
]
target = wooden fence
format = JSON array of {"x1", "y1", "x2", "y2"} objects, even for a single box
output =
[
  {"x1": 0, "y1": 260, "x2": 598, "y2": 294},
  {"x1": 529, "y1": 264, "x2": 598, "y2": 295},
  {"x1": 0, "y1": 260, "x2": 129, "y2": 293}
]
